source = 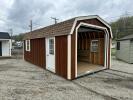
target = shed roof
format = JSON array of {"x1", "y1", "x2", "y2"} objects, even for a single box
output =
[
  {"x1": 0, "y1": 32, "x2": 11, "y2": 39},
  {"x1": 24, "y1": 15, "x2": 112, "y2": 40},
  {"x1": 117, "y1": 34, "x2": 133, "y2": 41}
]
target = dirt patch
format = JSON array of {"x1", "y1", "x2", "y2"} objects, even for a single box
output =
[{"x1": 0, "y1": 58, "x2": 133, "y2": 100}]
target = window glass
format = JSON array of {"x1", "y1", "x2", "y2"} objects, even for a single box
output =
[
  {"x1": 117, "y1": 42, "x2": 120, "y2": 50},
  {"x1": 49, "y1": 39, "x2": 54, "y2": 54},
  {"x1": 25, "y1": 40, "x2": 30, "y2": 51},
  {"x1": 91, "y1": 40, "x2": 98, "y2": 52}
]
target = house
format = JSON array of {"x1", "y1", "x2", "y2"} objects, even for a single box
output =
[
  {"x1": 116, "y1": 34, "x2": 133, "y2": 63},
  {"x1": 0, "y1": 32, "x2": 11, "y2": 57},
  {"x1": 23, "y1": 15, "x2": 112, "y2": 80}
]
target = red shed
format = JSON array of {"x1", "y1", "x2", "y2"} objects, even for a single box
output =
[{"x1": 24, "y1": 15, "x2": 112, "y2": 80}]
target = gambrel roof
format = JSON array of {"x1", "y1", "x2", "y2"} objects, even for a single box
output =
[{"x1": 24, "y1": 15, "x2": 112, "y2": 40}]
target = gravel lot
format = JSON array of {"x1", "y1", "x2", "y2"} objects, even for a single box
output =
[{"x1": 0, "y1": 57, "x2": 133, "y2": 100}]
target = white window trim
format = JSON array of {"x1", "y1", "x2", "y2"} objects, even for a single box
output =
[{"x1": 25, "y1": 40, "x2": 31, "y2": 51}]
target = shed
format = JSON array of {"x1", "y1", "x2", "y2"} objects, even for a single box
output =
[
  {"x1": 116, "y1": 34, "x2": 133, "y2": 63},
  {"x1": 0, "y1": 32, "x2": 11, "y2": 57},
  {"x1": 23, "y1": 15, "x2": 112, "y2": 80}
]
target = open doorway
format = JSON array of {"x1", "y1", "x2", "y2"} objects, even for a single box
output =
[{"x1": 77, "y1": 26, "x2": 105, "y2": 76}]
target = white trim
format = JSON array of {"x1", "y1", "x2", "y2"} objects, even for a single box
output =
[
  {"x1": 23, "y1": 41, "x2": 24, "y2": 60},
  {"x1": 70, "y1": 15, "x2": 113, "y2": 38},
  {"x1": 0, "y1": 39, "x2": 11, "y2": 57},
  {"x1": 105, "y1": 31, "x2": 108, "y2": 67},
  {"x1": 75, "y1": 22, "x2": 110, "y2": 78},
  {"x1": 45, "y1": 37, "x2": 56, "y2": 73},
  {"x1": 104, "y1": 33, "x2": 107, "y2": 67},
  {"x1": 9, "y1": 39, "x2": 12, "y2": 56},
  {"x1": 110, "y1": 39, "x2": 111, "y2": 68},
  {"x1": 67, "y1": 35, "x2": 71, "y2": 79},
  {"x1": 0, "y1": 39, "x2": 11, "y2": 41},
  {"x1": 25, "y1": 40, "x2": 31, "y2": 51},
  {"x1": 90, "y1": 40, "x2": 99, "y2": 52}
]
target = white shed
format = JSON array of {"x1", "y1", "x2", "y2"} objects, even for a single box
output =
[
  {"x1": 116, "y1": 34, "x2": 133, "y2": 63},
  {"x1": 0, "y1": 32, "x2": 11, "y2": 57}
]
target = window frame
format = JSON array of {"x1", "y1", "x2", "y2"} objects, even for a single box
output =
[
  {"x1": 25, "y1": 40, "x2": 31, "y2": 51},
  {"x1": 116, "y1": 41, "x2": 120, "y2": 50},
  {"x1": 49, "y1": 38, "x2": 54, "y2": 55},
  {"x1": 91, "y1": 40, "x2": 99, "y2": 52}
]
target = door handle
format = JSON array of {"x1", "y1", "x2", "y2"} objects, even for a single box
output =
[{"x1": 47, "y1": 54, "x2": 49, "y2": 56}]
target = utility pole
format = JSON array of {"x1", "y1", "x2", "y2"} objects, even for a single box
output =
[
  {"x1": 51, "y1": 17, "x2": 59, "y2": 24},
  {"x1": 9, "y1": 29, "x2": 13, "y2": 38},
  {"x1": 9, "y1": 29, "x2": 13, "y2": 43},
  {"x1": 9, "y1": 29, "x2": 13, "y2": 55},
  {"x1": 29, "y1": 20, "x2": 33, "y2": 32}
]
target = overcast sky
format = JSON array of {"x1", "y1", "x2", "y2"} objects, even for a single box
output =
[{"x1": 0, "y1": 0, "x2": 133, "y2": 35}]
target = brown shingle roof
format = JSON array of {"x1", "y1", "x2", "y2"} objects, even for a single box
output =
[
  {"x1": 24, "y1": 15, "x2": 112, "y2": 40},
  {"x1": 24, "y1": 18, "x2": 75, "y2": 40}
]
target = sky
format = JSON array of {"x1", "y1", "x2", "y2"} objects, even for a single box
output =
[{"x1": 0, "y1": 0, "x2": 133, "y2": 35}]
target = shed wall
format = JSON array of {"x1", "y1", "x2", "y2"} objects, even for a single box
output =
[
  {"x1": 24, "y1": 36, "x2": 68, "y2": 79},
  {"x1": 2, "y1": 40, "x2": 11, "y2": 56},
  {"x1": 116, "y1": 40, "x2": 130, "y2": 63},
  {"x1": 24, "y1": 38, "x2": 46, "y2": 68},
  {"x1": 55, "y1": 35, "x2": 68, "y2": 78},
  {"x1": 129, "y1": 40, "x2": 133, "y2": 63}
]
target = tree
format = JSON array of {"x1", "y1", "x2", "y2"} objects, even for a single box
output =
[
  {"x1": 12, "y1": 33, "x2": 24, "y2": 41},
  {"x1": 111, "y1": 16, "x2": 133, "y2": 40}
]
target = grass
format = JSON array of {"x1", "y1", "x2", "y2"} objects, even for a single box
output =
[{"x1": 111, "y1": 48, "x2": 116, "y2": 56}]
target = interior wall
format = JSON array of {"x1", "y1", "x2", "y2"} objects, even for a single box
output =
[{"x1": 77, "y1": 31, "x2": 104, "y2": 65}]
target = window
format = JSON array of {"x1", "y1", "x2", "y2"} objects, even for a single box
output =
[
  {"x1": 25, "y1": 40, "x2": 30, "y2": 51},
  {"x1": 49, "y1": 39, "x2": 54, "y2": 54},
  {"x1": 91, "y1": 40, "x2": 98, "y2": 52},
  {"x1": 117, "y1": 42, "x2": 120, "y2": 50}
]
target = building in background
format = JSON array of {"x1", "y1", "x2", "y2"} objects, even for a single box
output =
[
  {"x1": 0, "y1": 32, "x2": 11, "y2": 57},
  {"x1": 116, "y1": 34, "x2": 133, "y2": 63}
]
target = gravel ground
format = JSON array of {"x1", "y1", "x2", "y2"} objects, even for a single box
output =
[{"x1": 0, "y1": 57, "x2": 133, "y2": 100}]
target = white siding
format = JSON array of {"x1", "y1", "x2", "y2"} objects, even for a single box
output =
[
  {"x1": 116, "y1": 40, "x2": 130, "y2": 63},
  {"x1": 2, "y1": 40, "x2": 11, "y2": 56},
  {"x1": 129, "y1": 41, "x2": 133, "y2": 63}
]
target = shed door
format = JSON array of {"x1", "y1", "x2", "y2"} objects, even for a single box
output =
[
  {"x1": 90, "y1": 40, "x2": 99, "y2": 64},
  {"x1": 0, "y1": 42, "x2": 2, "y2": 56},
  {"x1": 46, "y1": 37, "x2": 55, "y2": 73}
]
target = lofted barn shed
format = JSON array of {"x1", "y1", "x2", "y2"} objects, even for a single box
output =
[{"x1": 23, "y1": 15, "x2": 112, "y2": 80}]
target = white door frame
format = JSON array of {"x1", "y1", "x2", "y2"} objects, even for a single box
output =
[
  {"x1": 75, "y1": 22, "x2": 109, "y2": 77},
  {"x1": 46, "y1": 37, "x2": 55, "y2": 73}
]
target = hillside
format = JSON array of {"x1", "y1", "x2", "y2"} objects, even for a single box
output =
[{"x1": 111, "y1": 16, "x2": 133, "y2": 39}]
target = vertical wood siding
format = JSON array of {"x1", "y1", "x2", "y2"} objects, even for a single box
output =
[
  {"x1": 55, "y1": 35, "x2": 68, "y2": 78},
  {"x1": 24, "y1": 38, "x2": 45, "y2": 68}
]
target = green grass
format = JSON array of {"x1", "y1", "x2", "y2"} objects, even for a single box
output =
[{"x1": 111, "y1": 48, "x2": 116, "y2": 56}]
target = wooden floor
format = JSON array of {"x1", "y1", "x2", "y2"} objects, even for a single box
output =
[{"x1": 77, "y1": 61, "x2": 104, "y2": 75}]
